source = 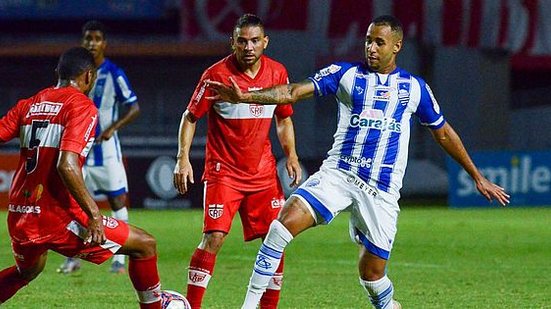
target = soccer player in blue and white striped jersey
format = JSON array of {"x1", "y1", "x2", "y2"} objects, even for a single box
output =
[
  {"x1": 207, "y1": 15, "x2": 510, "y2": 309},
  {"x1": 58, "y1": 20, "x2": 140, "y2": 275}
]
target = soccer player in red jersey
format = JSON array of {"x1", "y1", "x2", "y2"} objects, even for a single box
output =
[
  {"x1": 173, "y1": 14, "x2": 302, "y2": 309},
  {"x1": 0, "y1": 47, "x2": 163, "y2": 309}
]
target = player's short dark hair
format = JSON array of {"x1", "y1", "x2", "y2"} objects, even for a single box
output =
[
  {"x1": 82, "y1": 20, "x2": 107, "y2": 38},
  {"x1": 56, "y1": 47, "x2": 95, "y2": 80},
  {"x1": 372, "y1": 15, "x2": 403, "y2": 38},
  {"x1": 234, "y1": 13, "x2": 265, "y2": 33}
]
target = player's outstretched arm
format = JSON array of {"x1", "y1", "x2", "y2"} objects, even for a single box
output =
[
  {"x1": 275, "y1": 115, "x2": 302, "y2": 187},
  {"x1": 206, "y1": 77, "x2": 315, "y2": 105},
  {"x1": 57, "y1": 150, "x2": 106, "y2": 244},
  {"x1": 430, "y1": 122, "x2": 510, "y2": 206},
  {"x1": 173, "y1": 110, "x2": 197, "y2": 195}
]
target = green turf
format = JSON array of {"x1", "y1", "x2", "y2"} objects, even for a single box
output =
[{"x1": 1, "y1": 207, "x2": 550, "y2": 308}]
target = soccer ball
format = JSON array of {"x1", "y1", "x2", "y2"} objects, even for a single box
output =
[{"x1": 160, "y1": 290, "x2": 191, "y2": 309}]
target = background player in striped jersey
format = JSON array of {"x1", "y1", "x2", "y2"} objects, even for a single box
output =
[
  {"x1": 0, "y1": 47, "x2": 163, "y2": 308},
  {"x1": 173, "y1": 14, "x2": 301, "y2": 309},
  {"x1": 59, "y1": 20, "x2": 140, "y2": 274},
  {"x1": 207, "y1": 15, "x2": 510, "y2": 309}
]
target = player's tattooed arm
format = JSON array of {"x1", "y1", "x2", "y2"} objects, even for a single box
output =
[
  {"x1": 206, "y1": 78, "x2": 315, "y2": 105},
  {"x1": 249, "y1": 84, "x2": 295, "y2": 104}
]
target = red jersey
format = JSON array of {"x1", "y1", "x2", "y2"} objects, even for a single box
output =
[
  {"x1": 187, "y1": 54, "x2": 293, "y2": 191},
  {"x1": 0, "y1": 86, "x2": 97, "y2": 245}
]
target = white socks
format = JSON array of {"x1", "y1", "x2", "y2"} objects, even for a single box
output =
[
  {"x1": 360, "y1": 275, "x2": 395, "y2": 309},
  {"x1": 112, "y1": 207, "x2": 129, "y2": 265},
  {"x1": 242, "y1": 220, "x2": 293, "y2": 309}
]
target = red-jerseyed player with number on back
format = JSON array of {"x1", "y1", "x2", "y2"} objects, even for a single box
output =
[
  {"x1": 0, "y1": 47, "x2": 164, "y2": 308},
  {"x1": 173, "y1": 13, "x2": 302, "y2": 309}
]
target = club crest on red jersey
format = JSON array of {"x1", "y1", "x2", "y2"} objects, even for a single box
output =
[
  {"x1": 208, "y1": 203, "x2": 224, "y2": 219},
  {"x1": 102, "y1": 217, "x2": 119, "y2": 229},
  {"x1": 249, "y1": 104, "x2": 264, "y2": 117}
]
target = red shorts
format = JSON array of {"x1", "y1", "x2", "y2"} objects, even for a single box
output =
[
  {"x1": 11, "y1": 216, "x2": 129, "y2": 270},
  {"x1": 203, "y1": 181, "x2": 285, "y2": 241}
]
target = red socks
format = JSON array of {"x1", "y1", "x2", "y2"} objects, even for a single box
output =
[
  {"x1": 129, "y1": 255, "x2": 161, "y2": 309},
  {"x1": 0, "y1": 266, "x2": 30, "y2": 303},
  {"x1": 186, "y1": 248, "x2": 217, "y2": 309},
  {"x1": 260, "y1": 254, "x2": 285, "y2": 309}
]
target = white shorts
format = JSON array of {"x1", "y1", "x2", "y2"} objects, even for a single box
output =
[
  {"x1": 291, "y1": 166, "x2": 400, "y2": 260},
  {"x1": 84, "y1": 159, "x2": 128, "y2": 197}
]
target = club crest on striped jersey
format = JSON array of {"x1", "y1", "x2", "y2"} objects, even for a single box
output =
[
  {"x1": 249, "y1": 104, "x2": 264, "y2": 117},
  {"x1": 26, "y1": 101, "x2": 63, "y2": 118}
]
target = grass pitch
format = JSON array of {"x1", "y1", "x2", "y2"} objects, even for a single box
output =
[{"x1": 1, "y1": 207, "x2": 550, "y2": 308}]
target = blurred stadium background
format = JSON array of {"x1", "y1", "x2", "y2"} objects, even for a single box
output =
[{"x1": 1, "y1": 0, "x2": 551, "y2": 209}]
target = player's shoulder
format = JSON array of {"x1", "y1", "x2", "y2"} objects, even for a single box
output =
[
  {"x1": 321, "y1": 61, "x2": 360, "y2": 74},
  {"x1": 63, "y1": 88, "x2": 95, "y2": 109},
  {"x1": 100, "y1": 58, "x2": 126, "y2": 76},
  {"x1": 395, "y1": 67, "x2": 426, "y2": 85},
  {"x1": 205, "y1": 55, "x2": 233, "y2": 76}
]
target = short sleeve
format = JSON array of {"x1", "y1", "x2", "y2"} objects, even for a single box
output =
[
  {"x1": 186, "y1": 70, "x2": 215, "y2": 120},
  {"x1": 0, "y1": 99, "x2": 24, "y2": 142},
  {"x1": 113, "y1": 68, "x2": 138, "y2": 106},
  {"x1": 414, "y1": 79, "x2": 445, "y2": 129},
  {"x1": 307, "y1": 62, "x2": 352, "y2": 97},
  {"x1": 60, "y1": 96, "x2": 98, "y2": 156}
]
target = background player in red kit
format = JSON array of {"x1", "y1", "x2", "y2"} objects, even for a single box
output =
[
  {"x1": 173, "y1": 14, "x2": 301, "y2": 309},
  {"x1": 0, "y1": 47, "x2": 163, "y2": 308}
]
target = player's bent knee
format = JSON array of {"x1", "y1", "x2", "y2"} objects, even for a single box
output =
[
  {"x1": 276, "y1": 197, "x2": 315, "y2": 236},
  {"x1": 122, "y1": 226, "x2": 157, "y2": 258},
  {"x1": 200, "y1": 231, "x2": 227, "y2": 253}
]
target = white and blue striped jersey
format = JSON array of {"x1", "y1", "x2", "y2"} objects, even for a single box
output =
[
  {"x1": 86, "y1": 58, "x2": 137, "y2": 167},
  {"x1": 309, "y1": 62, "x2": 445, "y2": 198}
]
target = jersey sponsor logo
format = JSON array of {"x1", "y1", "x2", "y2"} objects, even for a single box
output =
[
  {"x1": 248, "y1": 86, "x2": 262, "y2": 91},
  {"x1": 25, "y1": 101, "x2": 63, "y2": 118},
  {"x1": 249, "y1": 104, "x2": 264, "y2": 117},
  {"x1": 81, "y1": 137, "x2": 95, "y2": 157},
  {"x1": 373, "y1": 89, "x2": 392, "y2": 101},
  {"x1": 8, "y1": 204, "x2": 41, "y2": 214},
  {"x1": 193, "y1": 81, "x2": 208, "y2": 104},
  {"x1": 340, "y1": 155, "x2": 372, "y2": 168},
  {"x1": 313, "y1": 64, "x2": 341, "y2": 81},
  {"x1": 84, "y1": 115, "x2": 97, "y2": 141},
  {"x1": 102, "y1": 216, "x2": 119, "y2": 229},
  {"x1": 208, "y1": 203, "x2": 224, "y2": 219},
  {"x1": 345, "y1": 175, "x2": 378, "y2": 196},
  {"x1": 270, "y1": 198, "x2": 285, "y2": 209},
  {"x1": 23, "y1": 184, "x2": 44, "y2": 203},
  {"x1": 350, "y1": 109, "x2": 401, "y2": 133}
]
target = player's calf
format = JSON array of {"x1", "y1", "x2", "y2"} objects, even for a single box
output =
[{"x1": 242, "y1": 221, "x2": 293, "y2": 309}]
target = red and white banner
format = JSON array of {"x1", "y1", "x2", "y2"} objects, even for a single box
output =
[{"x1": 181, "y1": 0, "x2": 551, "y2": 68}]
